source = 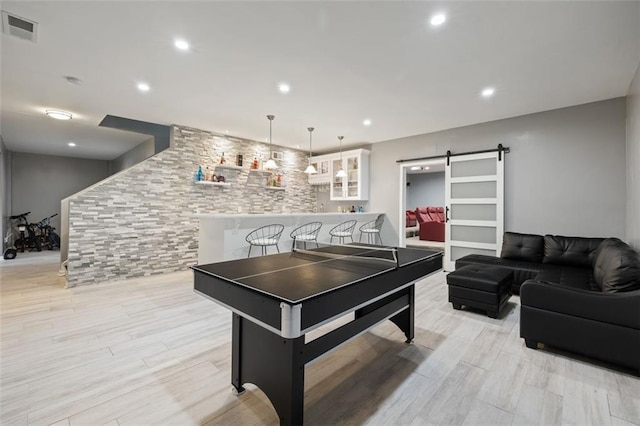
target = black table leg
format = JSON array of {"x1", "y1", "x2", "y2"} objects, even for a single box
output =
[
  {"x1": 389, "y1": 285, "x2": 415, "y2": 343},
  {"x1": 232, "y1": 314, "x2": 305, "y2": 425}
]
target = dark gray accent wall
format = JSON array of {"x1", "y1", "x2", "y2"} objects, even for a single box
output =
[
  {"x1": 109, "y1": 137, "x2": 155, "y2": 174},
  {"x1": 9, "y1": 152, "x2": 110, "y2": 234},
  {"x1": 627, "y1": 65, "x2": 640, "y2": 250},
  {"x1": 99, "y1": 115, "x2": 171, "y2": 153},
  {"x1": 406, "y1": 172, "x2": 445, "y2": 211},
  {"x1": 370, "y1": 98, "x2": 628, "y2": 245}
]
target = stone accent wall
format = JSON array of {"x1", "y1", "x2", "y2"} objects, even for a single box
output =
[{"x1": 67, "y1": 125, "x2": 315, "y2": 287}]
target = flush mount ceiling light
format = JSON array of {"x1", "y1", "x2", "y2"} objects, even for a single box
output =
[
  {"x1": 481, "y1": 87, "x2": 495, "y2": 98},
  {"x1": 336, "y1": 136, "x2": 347, "y2": 178},
  {"x1": 410, "y1": 166, "x2": 422, "y2": 171},
  {"x1": 67, "y1": 142, "x2": 76, "y2": 147},
  {"x1": 278, "y1": 83, "x2": 290, "y2": 94},
  {"x1": 174, "y1": 39, "x2": 190, "y2": 51},
  {"x1": 137, "y1": 82, "x2": 150, "y2": 92},
  {"x1": 45, "y1": 109, "x2": 72, "y2": 120},
  {"x1": 363, "y1": 119, "x2": 372, "y2": 126},
  {"x1": 264, "y1": 115, "x2": 278, "y2": 170},
  {"x1": 304, "y1": 127, "x2": 317, "y2": 174},
  {"x1": 430, "y1": 13, "x2": 446, "y2": 26}
]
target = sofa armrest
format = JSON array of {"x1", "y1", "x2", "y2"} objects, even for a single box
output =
[{"x1": 520, "y1": 280, "x2": 640, "y2": 329}]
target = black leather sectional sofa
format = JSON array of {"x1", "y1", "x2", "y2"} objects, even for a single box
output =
[{"x1": 456, "y1": 232, "x2": 640, "y2": 372}]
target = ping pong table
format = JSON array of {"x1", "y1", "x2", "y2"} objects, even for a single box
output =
[{"x1": 192, "y1": 243, "x2": 442, "y2": 425}]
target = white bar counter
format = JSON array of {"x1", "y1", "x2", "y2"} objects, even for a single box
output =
[{"x1": 196, "y1": 212, "x2": 383, "y2": 264}]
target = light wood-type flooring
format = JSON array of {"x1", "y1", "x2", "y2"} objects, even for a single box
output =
[{"x1": 1, "y1": 251, "x2": 639, "y2": 425}]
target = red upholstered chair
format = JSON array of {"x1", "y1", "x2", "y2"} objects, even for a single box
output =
[
  {"x1": 405, "y1": 210, "x2": 417, "y2": 227},
  {"x1": 416, "y1": 207, "x2": 445, "y2": 242}
]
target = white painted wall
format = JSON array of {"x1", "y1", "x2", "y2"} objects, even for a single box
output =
[
  {"x1": 627, "y1": 64, "x2": 640, "y2": 250},
  {"x1": 370, "y1": 98, "x2": 628, "y2": 246},
  {"x1": 406, "y1": 172, "x2": 445, "y2": 211}
]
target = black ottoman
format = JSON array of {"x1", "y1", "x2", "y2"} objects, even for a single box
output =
[{"x1": 447, "y1": 265, "x2": 513, "y2": 318}]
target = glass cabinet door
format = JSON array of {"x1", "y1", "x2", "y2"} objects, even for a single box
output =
[
  {"x1": 331, "y1": 158, "x2": 344, "y2": 199},
  {"x1": 320, "y1": 160, "x2": 329, "y2": 176},
  {"x1": 346, "y1": 155, "x2": 359, "y2": 198}
]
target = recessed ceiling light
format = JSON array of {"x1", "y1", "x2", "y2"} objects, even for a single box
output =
[
  {"x1": 363, "y1": 119, "x2": 372, "y2": 126},
  {"x1": 67, "y1": 142, "x2": 76, "y2": 147},
  {"x1": 430, "y1": 13, "x2": 446, "y2": 26},
  {"x1": 424, "y1": 166, "x2": 430, "y2": 170},
  {"x1": 295, "y1": 144, "x2": 301, "y2": 148},
  {"x1": 174, "y1": 39, "x2": 190, "y2": 51},
  {"x1": 481, "y1": 87, "x2": 495, "y2": 98},
  {"x1": 45, "y1": 109, "x2": 72, "y2": 120},
  {"x1": 137, "y1": 82, "x2": 150, "y2": 92},
  {"x1": 278, "y1": 83, "x2": 290, "y2": 94}
]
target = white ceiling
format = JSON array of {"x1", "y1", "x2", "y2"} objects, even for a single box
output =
[{"x1": 1, "y1": 1, "x2": 639, "y2": 160}]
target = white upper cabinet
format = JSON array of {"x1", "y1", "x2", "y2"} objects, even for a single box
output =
[
  {"x1": 307, "y1": 154, "x2": 332, "y2": 185},
  {"x1": 309, "y1": 149, "x2": 369, "y2": 200}
]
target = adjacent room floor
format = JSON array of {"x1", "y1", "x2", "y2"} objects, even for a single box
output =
[{"x1": 1, "y1": 251, "x2": 638, "y2": 425}]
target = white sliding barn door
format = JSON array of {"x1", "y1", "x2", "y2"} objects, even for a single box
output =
[{"x1": 444, "y1": 151, "x2": 504, "y2": 271}]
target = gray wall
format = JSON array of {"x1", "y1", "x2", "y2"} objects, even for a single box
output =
[
  {"x1": 0, "y1": 137, "x2": 11, "y2": 251},
  {"x1": 370, "y1": 98, "x2": 628, "y2": 246},
  {"x1": 406, "y1": 172, "x2": 445, "y2": 211},
  {"x1": 9, "y1": 152, "x2": 110, "y2": 234},
  {"x1": 627, "y1": 64, "x2": 640, "y2": 250},
  {"x1": 66, "y1": 125, "x2": 316, "y2": 287},
  {"x1": 108, "y1": 137, "x2": 155, "y2": 174}
]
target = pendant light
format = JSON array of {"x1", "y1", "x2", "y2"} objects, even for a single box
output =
[
  {"x1": 335, "y1": 136, "x2": 347, "y2": 178},
  {"x1": 264, "y1": 115, "x2": 278, "y2": 170},
  {"x1": 304, "y1": 127, "x2": 317, "y2": 174}
]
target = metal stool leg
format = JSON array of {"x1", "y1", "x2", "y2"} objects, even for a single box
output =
[
  {"x1": 248, "y1": 245, "x2": 253, "y2": 258},
  {"x1": 276, "y1": 244, "x2": 280, "y2": 253}
]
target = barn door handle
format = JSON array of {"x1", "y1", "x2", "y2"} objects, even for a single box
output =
[{"x1": 445, "y1": 206, "x2": 450, "y2": 222}]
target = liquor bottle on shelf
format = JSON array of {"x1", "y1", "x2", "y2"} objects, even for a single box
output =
[
  {"x1": 220, "y1": 152, "x2": 226, "y2": 164},
  {"x1": 205, "y1": 167, "x2": 211, "y2": 181},
  {"x1": 196, "y1": 166, "x2": 204, "y2": 182},
  {"x1": 251, "y1": 158, "x2": 259, "y2": 169}
]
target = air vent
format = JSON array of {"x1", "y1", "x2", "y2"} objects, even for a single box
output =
[{"x1": 2, "y1": 11, "x2": 38, "y2": 43}]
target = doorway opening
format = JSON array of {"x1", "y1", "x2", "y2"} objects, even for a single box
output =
[{"x1": 398, "y1": 159, "x2": 446, "y2": 251}]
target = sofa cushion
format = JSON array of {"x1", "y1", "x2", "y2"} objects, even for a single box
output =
[
  {"x1": 543, "y1": 235, "x2": 604, "y2": 268},
  {"x1": 455, "y1": 254, "x2": 541, "y2": 288},
  {"x1": 501, "y1": 232, "x2": 544, "y2": 263},
  {"x1": 593, "y1": 238, "x2": 640, "y2": 293},
  {"x1": 534, "y1": 265, "x2": 597, "y2": 291}
]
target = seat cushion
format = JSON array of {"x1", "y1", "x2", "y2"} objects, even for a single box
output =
[
  {"x1": 249, "y1": 238, "x2": 278, "y2": 245},
  {"x1": 294, "y1": 234, "x2": 317, "y2": 241},
  {"x1": 361, "y1": 229, "x2": 380, "y2": 233},
  {"x1": 447, "y1": 265, "x2": 513, "y2": 293},
  {"x1": 455, "y1": 254, "x2": 541, "y2": 288},
  {"x1": 332, "y1": 231, "x2": 352, "y2": 237},
  {"x1": 593, "y1": 238, "x2": 640, "y2": 293},
  {"x1": 534, "y1": 265, "x2": 597, "y2": 291}
]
